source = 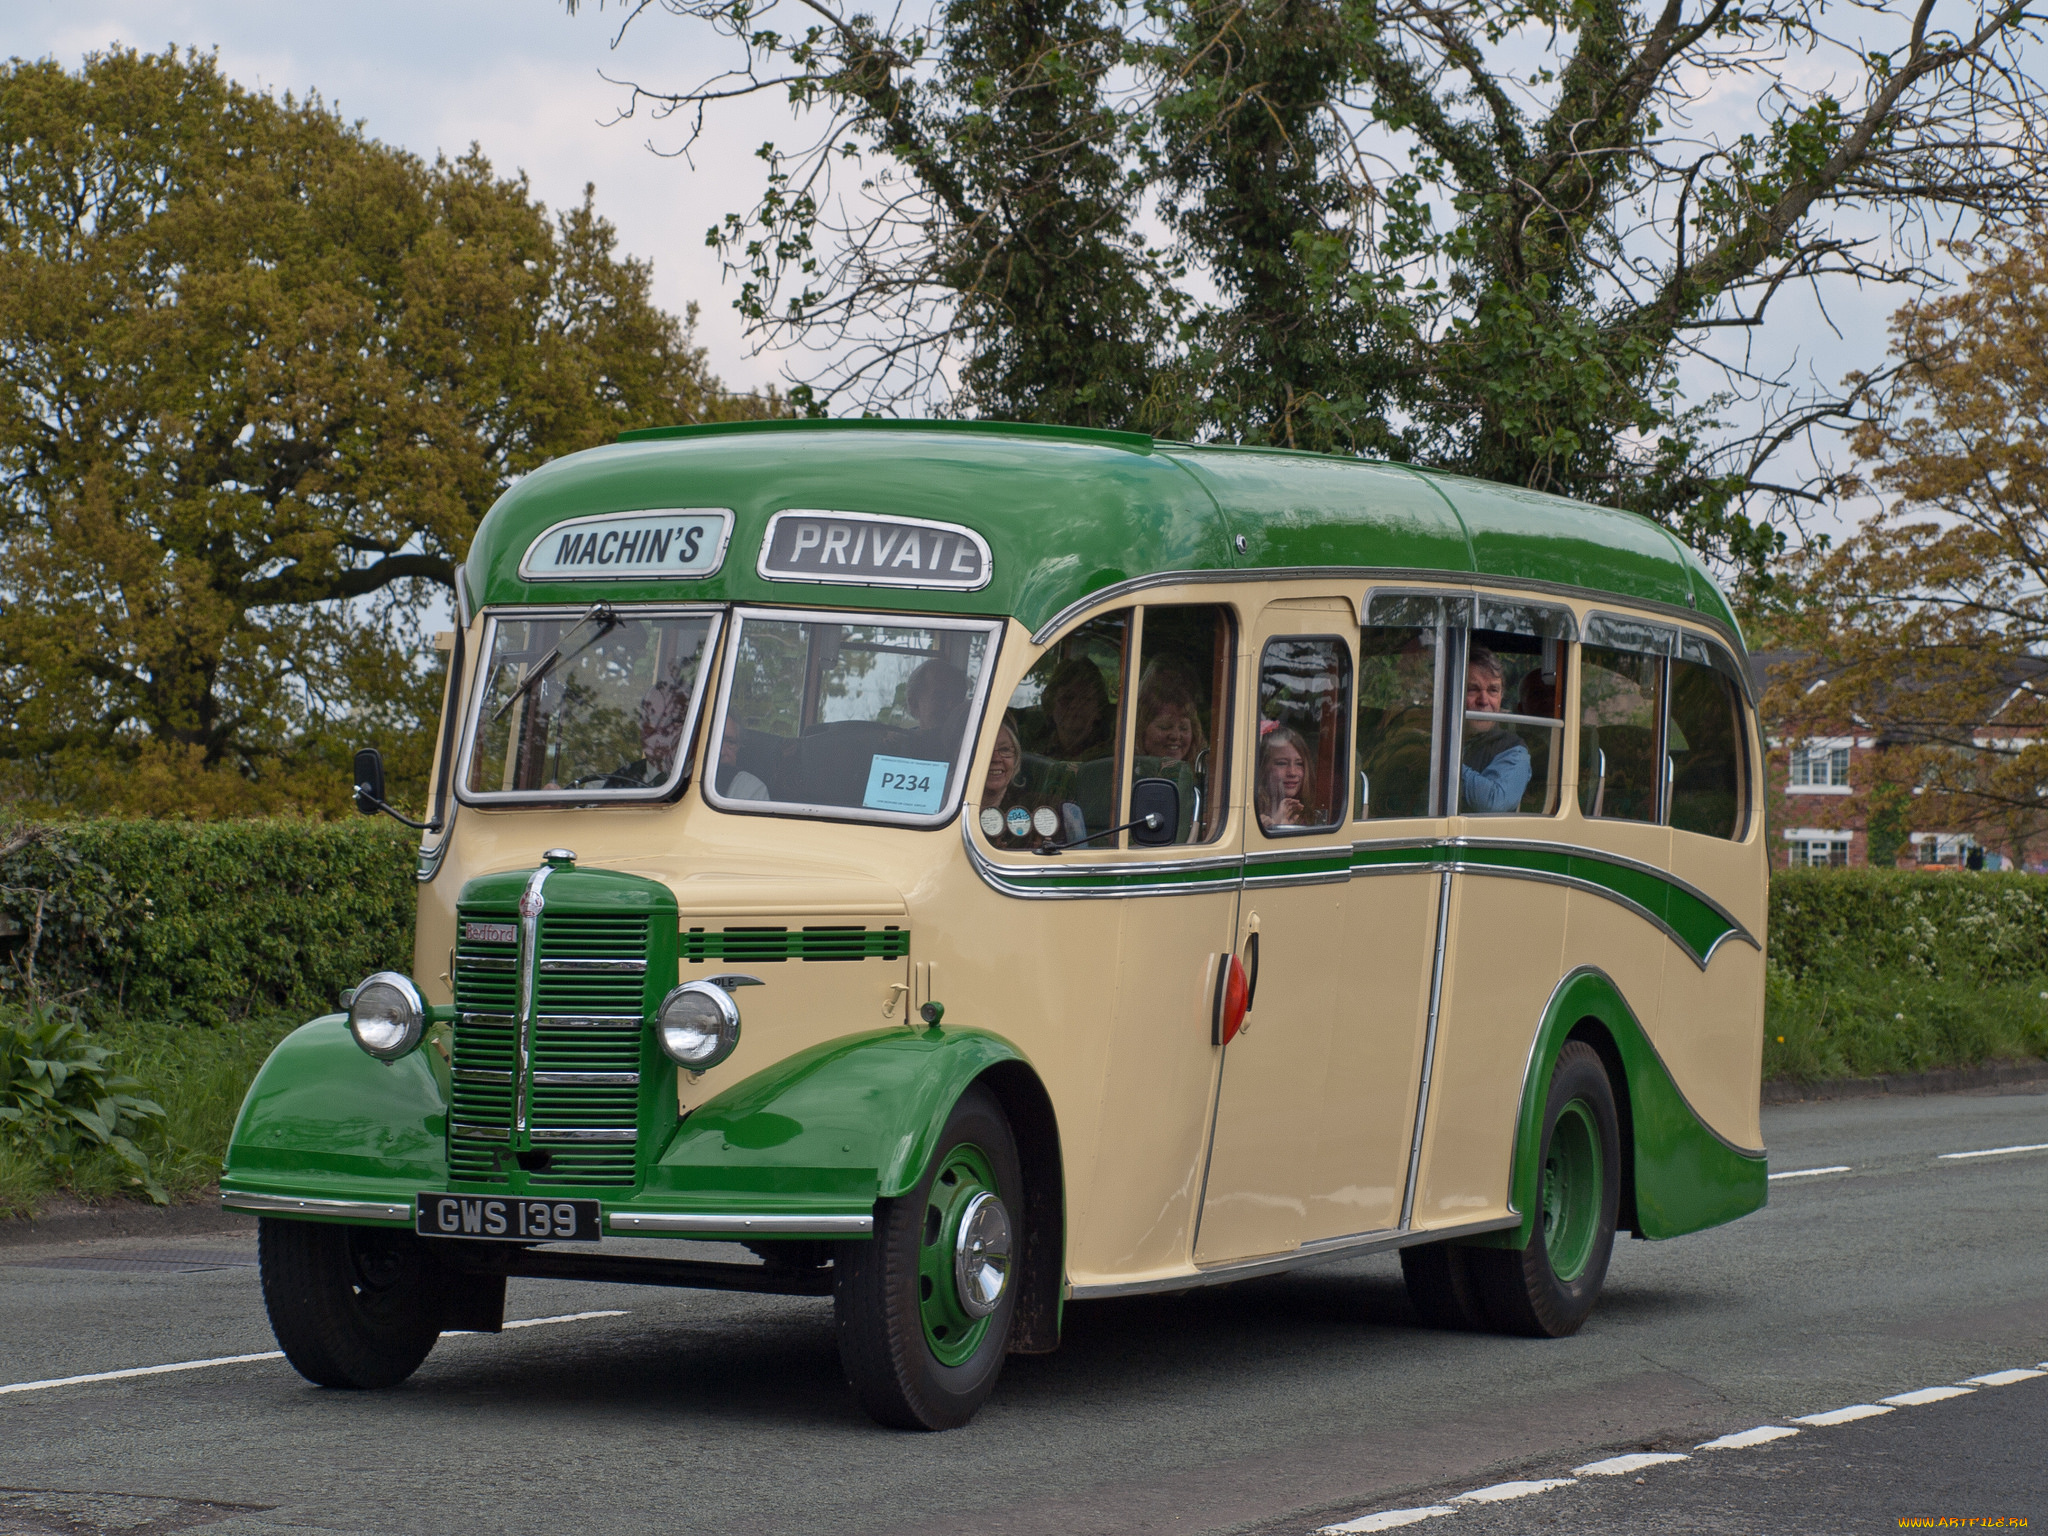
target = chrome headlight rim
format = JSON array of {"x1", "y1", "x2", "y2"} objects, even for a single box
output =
[
  {"x1": 657, "y1": 980, "x2": 741, "y2": 1070},
  {"x1": 348, "y1": 970, "x2": 426, "y2": 1062}
]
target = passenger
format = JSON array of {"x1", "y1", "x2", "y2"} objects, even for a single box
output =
[
  {"x1": 905, "y1": 658, "x2": 971, "y2": 737},
  {"x1": 716, "y1": 729, "x2": 771, "y2": 801},
  {"x1": 1135, "y1": 664, "x2": 1208, "y2": 766},
  {"x1": 1462, "y1": 646, "x2": 1531, "y2": 813},
  {"x1": 979, "y1": 717, "x2": 1053, "y2": 848},
  {"x1": 1255, "y1": 723, "x2": 1319, "y2": 831},
  {"x1": 1027, "y1": 658, "x2": 1115, "y2": 762}
]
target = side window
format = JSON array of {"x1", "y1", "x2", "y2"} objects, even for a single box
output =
[
  {"x1": 1356, "y1": 623, "x2": 1442, "y2": 820},
  {"x1": 1256, "y1": 637, "x2": 1351, "y2": 835},
  {"x1": 1130, "y1": 604, "x2": 1232, "y2": 845},
  {"x1": 1668, "y1": 653, "x2": 1750, "y2": 840},
  {"x1": 980, "y1": 611, "x2": 1128, "y2": 850},
  {"x1": 1578, "y1": 645, "x2": 1663, "y2": 822},
  {"x1": 1458, "y1": 625, "x2": 1567, "y2": 816}
]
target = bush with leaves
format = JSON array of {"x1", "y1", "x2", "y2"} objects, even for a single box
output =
[{"x1": 0, "y1": 999, "x2": 166, "y2": 1203}]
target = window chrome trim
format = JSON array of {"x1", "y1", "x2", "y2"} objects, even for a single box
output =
[
  {"x1": 452, "y1": 603, "x2": 726, "y2": 810},
  {"x1": 220, "y1": 1191, "x2": 413, "y2": 1223},
  {"x1": 702, "y1": 606, "x2": 1005, "y2": 830},
  {"x1": 607, "y1": 1211, "x2": 874, "y2": 1235}
]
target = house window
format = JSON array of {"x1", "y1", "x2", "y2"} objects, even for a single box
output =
[
  {"x1": 1785, "y1": 836, "x2": 1850, "y2": 868},
  {"x1": 1912, "y1": 834, "x2": 1975, "y2": 868},
  {"x1": 1788, "y1": 743, "x2": 1850, "y2": 789}
]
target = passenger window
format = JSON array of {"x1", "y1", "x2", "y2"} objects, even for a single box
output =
[
  {"x1": 981, "y1": 611, "x2": 1128, "y2": 850},
  {"x1": 1668, "y1": 652, "x2": 1750, "y2": 840},
  {"x1": 1356, "y1": 623, "x2": 1442, "y2": 820},
  {"x1": 1256, "y1": 637, "x2": 1351, "y2": 835},
  {"x1": 1458, "y1": 611, "x2": 1569, "y2": 817},
  {"x1": 1130, "y1": 605, "x2": 1232, "y2": 845},
  {"x1": 1579, "y1": 645, "x2": 1663, "y2": 822}
]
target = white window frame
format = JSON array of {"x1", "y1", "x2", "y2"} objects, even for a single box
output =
[
  {"x1": 1781, "y1": 828, "x2": 1851, "y2": 868},
  {"x1": 1786, "y1": 737, "x2": 1852, "y2": 794}
]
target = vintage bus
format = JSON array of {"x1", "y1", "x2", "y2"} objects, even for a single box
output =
[{"x1": 223, "y1": 419, "x2": 1769, "y2": 1430}]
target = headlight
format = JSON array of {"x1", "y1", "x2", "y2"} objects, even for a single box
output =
[
  {"x1": 348, "y1": 971, "x2": 425, "y2": 1061},
  {"x1": 657, "y1": 981, "x2": 741, "y2": 1069}
]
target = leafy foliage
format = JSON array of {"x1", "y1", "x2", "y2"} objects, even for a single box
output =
[
  {"x1": 575, "y1": 0, "x2": 2048, "y2": 575},
  {"x1": 0, "y1": 48, "x2": 779, "y2": 817},
  {"x1": 0, "y1": 1000, "x2": 167, "y2": 1203},
  {"x1": 1769, "y1": 869, "x2": 2048, "y2": 984}
]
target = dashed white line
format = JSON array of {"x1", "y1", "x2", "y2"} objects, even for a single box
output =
[
  {"x1": 1319, "y1": 1507, "x2": 1456, "y2": 1533},
  {"x1": 1791, "y1": 1404, "x2": 1892, "y2": 1426},
  {"x1": 1881, "y1": 1386, "x2": 1974, "y2": 1407},
  {"x1": 1768, "y1": 1165, "x2": 1852, "y2": 1180},
  {"x1": 1962, "y1": 1368, "x2": 2045, "y2": 1386},
  {"x1": 1574, "y1": 1453, "x2": 1689, "y2": 1476},
  {"x1": 0, "y1": 1311, "x2": 628, "y2": 1398},
  {"x1": 1452, "y1": 1480, "x2": 1574, "y2": 1504},
  {"x1": 1937, "y1": 1142, "x2": 2048, "y2": 1161},
  {"x1": 1697, "y1": 1425, "x2": 1799, "y2": 1450}
]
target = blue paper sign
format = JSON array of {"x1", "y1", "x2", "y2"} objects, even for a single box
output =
[{"x1": 863, "y1": 755, "x2": 950, "y2": 816}]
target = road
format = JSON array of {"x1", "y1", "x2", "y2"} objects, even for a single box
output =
[{"x1": 1, "y1": 1085, "x2": 2043, "y2": 1536}]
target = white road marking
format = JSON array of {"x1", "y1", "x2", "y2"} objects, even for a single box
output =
[
  {"x1": 1937, "y1": 1142, "x2": 2048, "y2": 1161},
  {"x1": 1, "y1": 1311, "x2": 629, "y2": 1397},
  {"x1": 1792, "y1": 1404, "x2": 1893, "y2": 1426},
  {"x1": 1317, "y1": 1507, "x2": 1457, "y2": 1533},
  {"x1": 1452, "y1": 1479, "x2": 1575, "y2": 1503},
  {"x1": 1697, "y1": 1425, "x2": 1799, "y2": 1450},
  {"x1": 1575, "y1": 1453, "x2": 1689, "y2": 1476},
  {"x1": 1961, "y1": 1368, "x2": 2044, "y2": 1387},
  {"x1": 1881, "y1": 1386, "x2": 1974, "y2": 1407},
  {"x1": 1768, "y1": 1165, "x2": 1851, "y2": 1181}
]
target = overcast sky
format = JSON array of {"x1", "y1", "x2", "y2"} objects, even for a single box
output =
[{"x1": 8, "y1": 1, "x2": 1946, "y2": 538}]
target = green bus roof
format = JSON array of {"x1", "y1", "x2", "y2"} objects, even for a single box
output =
[{"x1": 462, "y1": 419, "x2": 1742, "y2": 649}]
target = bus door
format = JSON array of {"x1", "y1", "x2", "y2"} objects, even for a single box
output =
[{"x1": 1194, "y1": 600, "x2": 1356, "y2": 1265}]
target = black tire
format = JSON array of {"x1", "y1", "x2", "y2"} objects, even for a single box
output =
[
  {"x1": 1399, "y1": 1240, "x2": 1488, "y2": 1330},
  {"x1": 258, "y1": 1218, "x2": 442, "y2": 1388},
  {"x1": 834, "y1": 1084, "x2": 1022, "y2": 1430},
  {"x1": 1466, "y1": 1039, "x2": 1621, "y2": 1337}
]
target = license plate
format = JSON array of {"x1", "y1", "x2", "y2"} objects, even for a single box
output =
[{"x1": 417, "y1": 1194, "x2": 601, "y2": 1243}]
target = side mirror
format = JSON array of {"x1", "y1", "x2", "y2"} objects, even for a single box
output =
[
  {"x1": 1130, "y1": 777, "x2": 1180, "y2": 847},
  {"x1": 352, "y1": 748, "x2": 386, "y2": 817}
]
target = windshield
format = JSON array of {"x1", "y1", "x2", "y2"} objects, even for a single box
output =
[
  {"x1": 462, "y1": 607, "x2": 719, "y2": 801},
  {"x1": 706, "y1": 610, "x2": 999, "y2": 825}
]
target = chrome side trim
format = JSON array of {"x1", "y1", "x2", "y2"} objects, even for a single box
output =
[
  {"x1": 534, "y1": 1014, "x2": 645, "y2": 1029},
  {"x1": 452, "y1": 1122, "x2": 512, "y2": 1141},
  {"x1": 538, "y1": 958, "x2": 646, "y2": 975},
  {"x1": 1401, "y1": 870, "x2": 1455, "y2": 1230},
  {"x1": 533, "y1": 1071, "x2": 640, "y2": 1086},
  {"x1": 514, "y1": 865, "x2": 551, "y2": 1136},
  {"x1": 960, "y1": 818, "x2": 1244, "y2": 900},
  {"x1": 607, "y1": 1212, "x2": 874, "y2": 1235},
  {"x1": 1438, "y1": 860, "x2": 1739, "y2": 974},
  {"x1": 531, "y1": 1127, "x2": 638, "y2": 1143},
  {"x1": 1067, "y1": 1215, "x2": 1522, "y2": 1300},
  {"x1": 221, "y1": 1191, "x2": 412, "y2": 1223}
]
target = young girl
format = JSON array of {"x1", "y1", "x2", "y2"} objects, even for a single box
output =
[{"x1": 1256, "y1": 724, "x2": 1319, "y2": 830}]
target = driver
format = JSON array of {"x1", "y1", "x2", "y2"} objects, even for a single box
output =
[{"x1": 1461, "y1": 646, "x2": 1531, "y2": 813}]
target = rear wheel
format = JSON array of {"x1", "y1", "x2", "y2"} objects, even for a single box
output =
[
  {"x1": 834, "y1": 1085, "x2": 1021, "y2": 1429},
  {"x1": 258, "y1": 1218, "x2": 442, "y2": 1388},
  {"x1": 1466, "y1": 1040, "x2": 1620, "y2": 1337}
]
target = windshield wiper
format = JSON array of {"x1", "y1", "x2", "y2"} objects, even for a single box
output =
[{"x1": 491, "y1": 603, "x2": 617, "y2": 723}]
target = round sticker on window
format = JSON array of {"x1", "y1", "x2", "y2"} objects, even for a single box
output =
[
  {"x1": 1032, "y1": 806, "x2": 1060, "y2": 839},
  {"x1": 1006, "y1": 807, "x2": 1032, "y2": 838},
  {"x1": 980, "y1": 808, "x2": 1005, "y2": 838}
]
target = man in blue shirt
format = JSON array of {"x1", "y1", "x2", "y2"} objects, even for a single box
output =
[{"x1": 1461, "y1": 646, "x2": 1531, "y2": 813}]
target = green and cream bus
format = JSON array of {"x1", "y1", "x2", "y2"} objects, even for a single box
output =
[{"x1": 223, "y1": 419, "x2": 1769, "y2": 1430}]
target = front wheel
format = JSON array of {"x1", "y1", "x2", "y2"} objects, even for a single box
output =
[
  {"x1": 1466, "y1": 1039, "x2": 1621, "y2": 1337},
  {"x1": 258, "y1": 1218, "x2": 443, "y2": 1388},
  {"x1": 834, "y1": 1084, "x2": 1022, "y2": 1429}
]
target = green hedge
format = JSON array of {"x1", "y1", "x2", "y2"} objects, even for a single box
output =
[
  {"x1": 0, "y1": 820, "x2": 416, "y2": 1024},
  {"x1": 1768, "y1": 869, "x2": 2048, "y2": 984}
]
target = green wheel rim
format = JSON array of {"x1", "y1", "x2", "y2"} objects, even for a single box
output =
[
  {"x1": 918, "y1": 1141, "x2": 1001, "y2": 1366},
  {"x1": 1540, "y1": 1099, "x2": 1602, "y2": 1283}
]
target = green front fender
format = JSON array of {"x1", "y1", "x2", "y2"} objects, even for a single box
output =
[
  {"x1": 222, "y1": 1014, "x2": 450, "y2": 1205},
  {"x1": 1468, "y1": 968, "x2": 1767, "y2": 1249},
  {"x1": 645, "y1": 1027, "x2": 1029, "y2": 1212}
]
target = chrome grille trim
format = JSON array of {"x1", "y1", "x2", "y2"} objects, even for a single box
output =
[
  {"x1": 459, "y1": 956, "x2": 518, "y2": 972},
  {"x1": 531, "y1": 1127, "x2": 638, "y2": 1144},
  {"x1": 460, "y1": 1012, "x2": 516, "y2": 1026},
  {"x1": 533, "y1": 1071, "x2": 639, "y2": 1086},
  {"x1": 538, "y1": 958, "x2": 647, "y2": 974},
  {"x1": 452, "y1": 1121, "x2": 512, "y2": 1141},
  {"x1": 514, "y1": 865, "x2": 552, "y2": 1135},
  {"x1": 534, "y1": 1014, "x2": 642, "y2": 1029},
  {"x1": 454, "y1": 1068, "x2": 514, "y2": 1085}
]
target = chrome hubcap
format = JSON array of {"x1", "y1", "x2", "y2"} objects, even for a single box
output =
[{"x1": 952, "y1": 1191, "x2": 1012, "y2": 1319}]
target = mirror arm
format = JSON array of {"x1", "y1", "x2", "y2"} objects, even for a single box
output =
[
  {"x1": 1031, "y1": 810, "x2": 1163, "y2": 856},
  {"x1": 353, "y1": 786, "x2": 441, "y2": 833}
]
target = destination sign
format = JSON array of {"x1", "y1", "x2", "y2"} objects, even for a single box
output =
[
  {"x1": 519, "y1": 509, "x2": 733, "y2": 582},
  {"x1": 757, "y1": 510, "x2": 992, "y2": 591}
]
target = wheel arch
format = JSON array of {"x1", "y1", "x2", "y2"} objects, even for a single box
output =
[{"x1": 970, "y1": 1059, "x2": 1065, "y2": 1354}]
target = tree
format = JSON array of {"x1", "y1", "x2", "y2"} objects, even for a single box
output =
[
  {"x1": 572, "y1": 0, "x2": 2048, "y2": 573},
  {"x1": 1772, "y1": 222, "x2": 2048, "y2": 848},
  {"x1": 0, "y1": 48, "x2": 776, "y2": 816}
]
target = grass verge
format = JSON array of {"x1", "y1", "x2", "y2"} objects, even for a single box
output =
[{"x1": 1762, "y1": 968, "x2": 2048, "y2": 1084}]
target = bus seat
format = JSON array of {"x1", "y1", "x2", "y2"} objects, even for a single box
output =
[{"x1": 1070, "y1": 756, "x2": 1118, "y2": 836}]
